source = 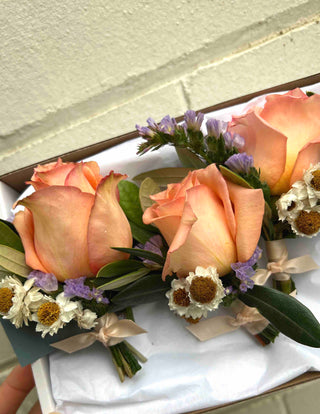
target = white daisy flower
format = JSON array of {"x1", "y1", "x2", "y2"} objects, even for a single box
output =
[
  {"x1": 186, "y1": 266, "x2": 225, "y2": 318},
  {"x1": 0, "y1": 276, "x2": 43, "y2": 328},
  {"x1": 289, "y1": 207, "x2": 320, "y2": 238},
  {"x1": 32, "y1": 292, "x2": 78, "y2": 338},
  {"x1": 303, "y1": 163, "x2": 320, "y2": 206},
  {"x1": 276, "y1": 183, "x2": 306, "y2": 221},
  {"x1": 74, "y1": 302, "x2": 97, "y2": 330}
]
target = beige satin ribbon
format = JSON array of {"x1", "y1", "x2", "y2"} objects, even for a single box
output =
[
  {"x1": 188, "y1": 238, "x2": 318, "y2": 341},
  {"x1": 253, "y1": 239, "x2": 319, "y2": 285},
  {"x1": 51, "y1": 313, "x2": 147, "y2": 353}
]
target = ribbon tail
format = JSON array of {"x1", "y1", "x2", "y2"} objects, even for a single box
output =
[
  {"x1": 186, "y1": 315, "x2": 239, "y2": 341},
  {"x1": 107, "y1": 320, "x2": 147, "y2": 346},
  {"x1": 283, "y1": 255, "x2": 320, "y2": 274},
  {"x1": 252, "y1": 268, "x2": 271, "y2": 285},
  {"x1": 51, "y1": 333, "x2": 96, "y2": 353}
]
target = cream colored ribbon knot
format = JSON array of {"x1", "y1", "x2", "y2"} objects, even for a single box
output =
[
  {"x1": 253, "y1": 239, "x2": 319, "y2": 285},
  {"x1": 51, "y1": 313, "x2": 147, "y2": 353}
]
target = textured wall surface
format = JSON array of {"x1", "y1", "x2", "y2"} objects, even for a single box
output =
[
  {"x1": 1, "y1": 1, "x2": 320, "y2": 412},
  {"x1": 1, "y1": 0, "x2": 320, "y2": 175}
]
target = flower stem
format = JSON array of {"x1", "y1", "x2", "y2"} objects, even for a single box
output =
[
  {"x1": 255, "y1": 323, "x2": 279, "y2": 346},
  {"x1": 272, "y1": 278, "x2": 294, "y2": 295},
  {"x1": 123, "y1": 340, "x2": 148, "y2": 363}
]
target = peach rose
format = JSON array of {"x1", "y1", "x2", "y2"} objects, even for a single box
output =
[
  {"x1": 143, "y1": 164, "x2": 264, "y2": 279},
  {"x1": 28, "y1": 158, "x2": 103, "y2": 194},
  {"x1": 14, "y1": 163, "x2": 132, "y2": 282},
  {"x1": 228, "y1": 89, "x2": 320, "y2": 195}
]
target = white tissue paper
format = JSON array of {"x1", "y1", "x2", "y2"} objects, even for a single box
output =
[{"x1": 4, "y1": 82, "x2": 320, "y2": 414}]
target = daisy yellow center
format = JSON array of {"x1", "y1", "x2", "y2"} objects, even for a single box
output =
[
  {"x1": 189, "y1": 276, "x2": 217, "y2": 303},
  {"x1": 0, "y1": 288, "x2": 14, "y2": 314},
  {"x1": 37, "y1": 302, "x2": 60, "y2": 326},
  {"x1": 295, "y1": 210, "x2": 320, "y2": 235},
  {"x1": 173, "y1": 288, "x2": 190, "y2": 307},
  {"x1": 311, "y1": 170, "x2": 320, "y2": 191}
]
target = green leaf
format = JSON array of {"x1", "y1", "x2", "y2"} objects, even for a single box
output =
[
  {"x1": 175, "y1": 147, "x2": 207, "y2": 168},
  {"x1": 98, "y1": 268, "x2": 150, "y2": 291},
  {"x1": 118, "y1": 180, "x2": 157, "y2": 236},
  {"x1": 133, "y1": 167, "x2": 193, "y2": 186},
  {"x1": 0, "y1": 219, "x2": 19, "y2": 235},
  {"x1": 139, "y1": 177, "x2": 160, "y2": 212},
  {"x1": 110, "y1": 272, "x2": 172, "y2": 311},
  {"x1": 112, "y1": 247, "x2": 165, "y2": 265},
  {"x1": 0, "y1": 245, "x2": 31, "y2": 277},
  {"x1": 0, "y1": 221, "x2": 24, "y2": 252},
  {"x1": 129, "y1": 220, "x2": 157, "y2": 244},
  {"x1": 219, "y1": 165, "x2": 252, "y2": 189},
  {"x1": 97, "y1": 259, "x2": 144, "y2": 278},
  {"x1": 239, "y1": 285, "x2": 320, "y2": 347}
]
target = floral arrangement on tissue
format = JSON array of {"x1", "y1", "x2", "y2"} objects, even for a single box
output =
[{"x1": 1, "y1": 88, "x2": 320, "y2": 382}]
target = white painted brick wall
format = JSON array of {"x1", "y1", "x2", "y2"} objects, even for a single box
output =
[{"x1": 0, "y1": 0, "x2": 319, "y2": 175}]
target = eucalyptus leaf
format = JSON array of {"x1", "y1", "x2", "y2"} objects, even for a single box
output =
[
  {"x1": 133, "y1": 168, "x2": 193, "y2": 186},
  {"x1": 139, "y1": 177, "x2": 160, "y2": 212},
  {"x1": 112, "y1": 247, "x2": 165, "y2": 265},
  {"x1": 239, "y1": 285, "x2": 320, "y2": 347},
  {"x1": 97, "y1": 259, "x2": 144, "y2": 279},
  {"x1": 98, "y1": 268, "x2": 150, "y2": 291},
  {"x1": 175, "y1": 147, "x2": 207, "y2": 168},
  {"x1": 118, "y1": 180, "x2": 157, "y2": 236},
  {"x1": 0, "y1": 221, "x2": 24, "y2": 252},
  {"x1": 110, "y1": 272, "x2": 172, "y2": 311},
  {"x1": 219, "y1": 165, "x2": 252, "y2": 189},
  {"x1": 0, "y1": 245, "x2": 31, "y2": 277}
]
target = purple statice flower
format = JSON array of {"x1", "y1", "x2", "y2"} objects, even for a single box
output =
[
  {"x1": 137, "y1": 234, "x2": 163, "y2": 266},
  {"x1": 224, "y1": 285, "x2": 236, "y2": 295},
  {"x1": 232, "y1": 133, "x2": 245, "y2": 149},
  {"x1": 183, "y1": 110, "x2": 204, "y2": 131},
  {"x1": 206, "y1": 118, "x2": 228, "y2": 137},
  {"x1": 231, "y1": 247, "x2": 262, "y2": 293},
  {"x1": 64, "y1": 276, "x2": 109, "y2": 305},
  {"x1": 158, "y1": 115, "x2": 177, "y2": 135},
  {"x1": 28, "y1": 270, "x2": 58, "y2": 292},
  {"x1": 135, "y1": 124, "x2": 155, "y2": 138},
  {"x1": 64, "y1": 276, "x2": 91, "y2": 298},
  {"x1": 225, "y1": 153, "x2": 254, "y2": 174}
]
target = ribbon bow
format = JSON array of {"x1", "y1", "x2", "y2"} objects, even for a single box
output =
[
  {"x1": 51, "y1": 313, "x2": 147, "y2": 354},
  {"x1": 253, "y1": 239, "x2": 319, "y2": 285}
]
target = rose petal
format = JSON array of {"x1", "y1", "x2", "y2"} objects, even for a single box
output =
[
  {"x1": 163, "y1": 184, "x2": 237, "y2": 278},
  {"x1": 87, "y1": 172, "x2": 132, "y2": 274},
  {"x1": 83, "y1": 161, "x2": 103, "y2": 190},
  {"x1": 65, "y1": 163, "x2": 97, "y2": 194},
  {"x1": 196, "y1": 164, "x2": 236, "y2": 240},
  {"x1": 227, "y1": 182, "x2": 264, "y2": 262},
  {"x1": 229, "y1": 109, "x2": 287, "y2": 189},
  {"x1": 34, "y1": 163, "x2": 75, "y2": 186},
  {"x1": 261, "y1": 93, "x2": 320, "y2": 194},
  {"x1": 290, "y1": 137, "x2": 320, "y2": 186},
  {"x1": 17, "y1": 186, "x2": 95, "y2": 281},
  {"x1": 13, "y1": 209, "x2": 49, "y2": 273}
]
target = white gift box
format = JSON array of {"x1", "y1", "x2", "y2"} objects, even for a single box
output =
[{"x1": 2, "y1": 75, "x2": 320, "y2": 414}]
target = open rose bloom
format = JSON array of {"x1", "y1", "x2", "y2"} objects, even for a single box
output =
[
  {"x1": 228, "y1": 89, "x2": 320, "y2": 195},
  {"x1": 143, "y1": 164, "x2": 265, "y2": 279},
  {"x1": 13, "y1": 159, "x2": 132, "y2": 281}
]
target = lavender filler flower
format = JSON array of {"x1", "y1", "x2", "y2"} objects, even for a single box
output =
[
  {"x1": 64, "y1": 276, "x2": 109, "y2": 304},
  {"x1": 206, "y1": 118, "x2": 244, "y2": 150},
  {"x1": 183, "y1": 110, "x2": 204, "y2": 132},
  {"x1": 225, "y1": 153, "x2": 254, "y2": 174},
  {"x1": 28, "y1": 270, "x2": 58, "y2": 292},
  {"x1": 137, "y1": 234, "x2": 163, "y2": 267},
  {"x1": 231, "y1": 246, "x2": 262, "y2": 292}
]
